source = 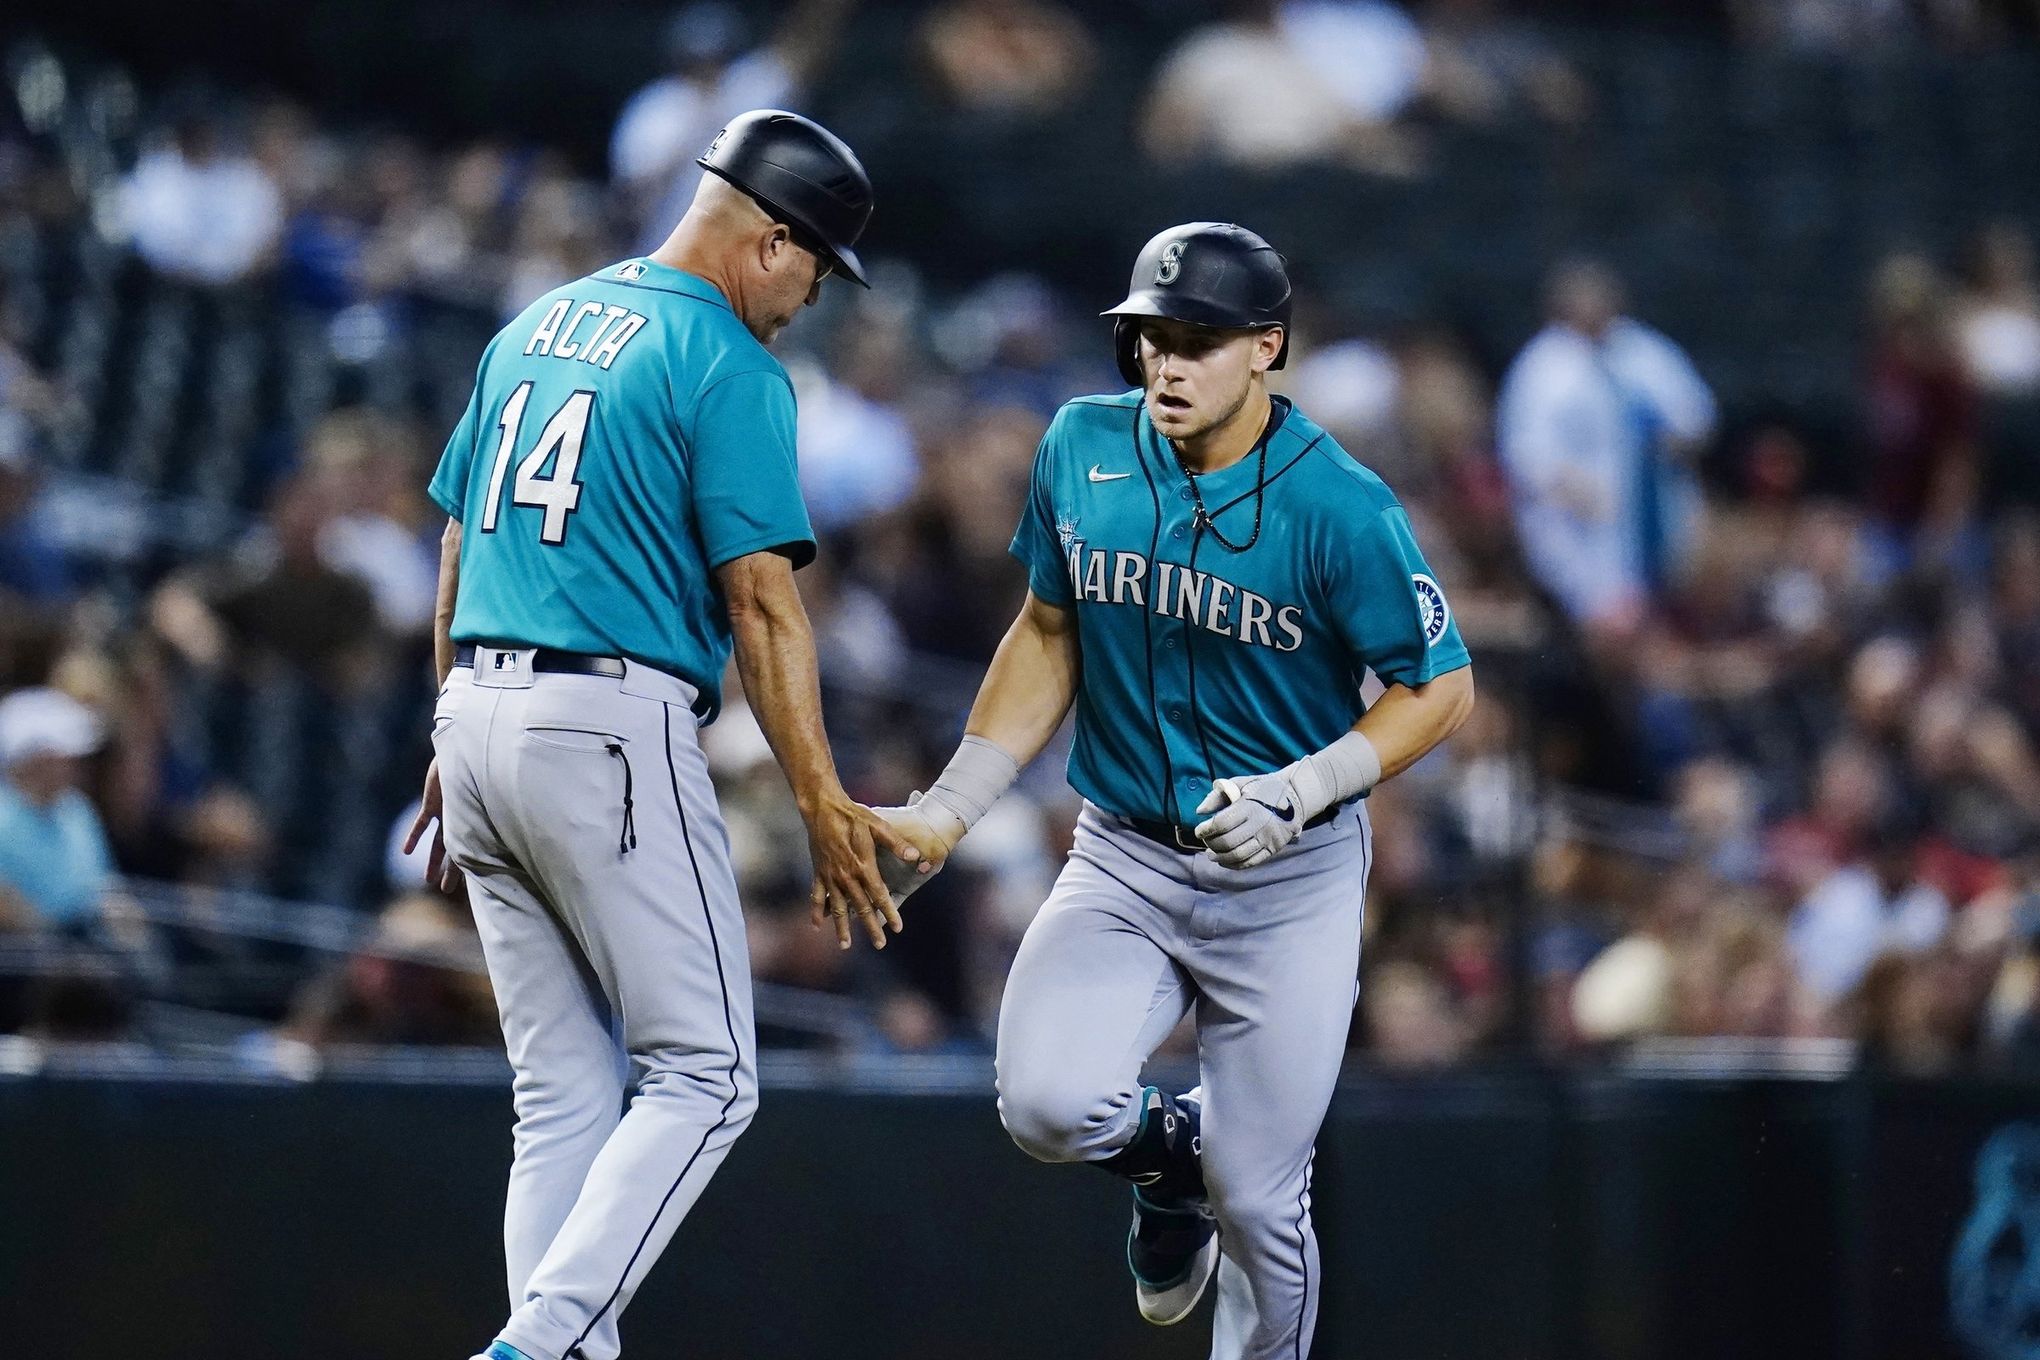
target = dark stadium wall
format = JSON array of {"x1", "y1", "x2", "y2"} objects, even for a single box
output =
[{"x1": 3, "y1": 1068, "x2": 2032, "y2": 1360}]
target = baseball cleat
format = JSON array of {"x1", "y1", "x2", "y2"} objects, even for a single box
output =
[
  {"x1": 1129, "y1": 1187, "x2": 1220, "y2": 1325},
  {"x1": 469, "y1": 1344, "x2": 534, "y2": 1360},
  {"x1": 1129, "y1": 1085, "x2": 1215, "y2": 1325}
]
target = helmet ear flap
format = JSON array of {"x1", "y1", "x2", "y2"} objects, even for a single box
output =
[{"x1": 1114, "y1": 316, "x2": 1144, "y2": 387}]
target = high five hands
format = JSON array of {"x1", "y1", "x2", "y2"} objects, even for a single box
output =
[
  {"x1": 806, "y1": 794, "x2": 959, "y2": 951},
  {"x1": 867, "y1": 792, "x2": 963, "y2": 913}
]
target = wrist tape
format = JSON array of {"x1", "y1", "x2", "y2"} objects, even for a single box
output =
[
  {"x1": 918, "y1": 735, "x2": 1021, "y2": 841},
  {"x1": 1282, "y1": 730, "x2": 1382, "y2": 821}
]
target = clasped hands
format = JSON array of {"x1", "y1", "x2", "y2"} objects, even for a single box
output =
[
  {"x1": 832, "y1": 765, "x2": 1308, "y2": 952},
  {"x1": 806, "y1": 792, "x2": 958, "y2": 951}
]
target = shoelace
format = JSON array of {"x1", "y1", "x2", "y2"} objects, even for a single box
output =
[{"x1": 605, "y1": 742, "x2": 638, "y2": 855}]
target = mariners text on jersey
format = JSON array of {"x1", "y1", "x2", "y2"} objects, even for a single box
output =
[{"x1": 1060, "y1": 541, "x2": 1306, "y2": 652}]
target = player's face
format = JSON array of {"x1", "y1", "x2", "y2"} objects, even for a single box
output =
[{"x1": 1136, "y1": 320, "x2": 1279, "y2": 441}]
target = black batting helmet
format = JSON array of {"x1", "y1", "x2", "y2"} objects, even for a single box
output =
[
  {"x1": 697, "y1": 109, "x2": 874, "y2": 287},
  {"x1": 1102, "y1": 223, "x2": 1292, "y2": 386}
]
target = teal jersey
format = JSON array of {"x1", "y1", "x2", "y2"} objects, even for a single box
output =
[
  {"x1": 429, "y1": 259, "x2": 814, "y2": 721},
  {"x1": 1011, "y1": 393, "x2": 1472, "y2": 827}
]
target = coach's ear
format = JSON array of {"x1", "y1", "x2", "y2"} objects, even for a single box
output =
[{"x1": 760, "y1": 222, "x2": 798, "y2": 275}]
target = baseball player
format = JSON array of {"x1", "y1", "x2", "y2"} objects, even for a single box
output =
[
  {"x1": 877, "y1": 224, "x2": 1475, "y2": 1358},
  {"x1": 405, "y1": 111, "x2": 940, "y2": 1360}
]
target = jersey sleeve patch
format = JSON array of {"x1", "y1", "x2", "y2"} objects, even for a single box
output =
[
  {"x1": 1412, "y1": 573, "x2": 1451, "y2": 647},
  {"x1": 1323, "y1": 504, "x2": 1469, "y2": 687}
]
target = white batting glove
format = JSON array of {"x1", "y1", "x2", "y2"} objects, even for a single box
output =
[
  {"x1": 870, "y1": 793, "x2": 947, "y2": 908},
  {"x1": 1194, "y1": 773, "x2": 1305, "y2": 869}
]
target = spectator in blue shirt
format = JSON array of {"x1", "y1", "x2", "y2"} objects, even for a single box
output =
[{"x1": 0, "y1": 688, "x2": 115, "y2": 936}]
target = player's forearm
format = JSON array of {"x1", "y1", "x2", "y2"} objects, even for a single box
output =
[
  {"x1": 722, "y1": 558, "x2": 849, "y2": 816},
  {"x1": 910, "y1": 595, "x2": 1078, "y2": 847},
  {"x1": 1353, "y1": 665, "x2": 1476, "y2": 783},
  {"x1": 1247, "y1": 666, "x2": 1476, "y2": 829},
  {"x1": 963, "y1": 598, "x2": 1081, "y2": 769},
  {"x1": 433, "y1": 519, "x2": 462, "y2": 687}
]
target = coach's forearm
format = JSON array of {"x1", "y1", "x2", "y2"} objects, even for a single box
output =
[
  {"x1": 720, "y1": 552, "x2": 850, "y2": 815},
  {"x1": 964, "y1": 593, "x2": 1080, "y2": 771},
  {"x1": 1354, "y1": 665, "x2": 1476, "y2": 784},
  {"x1": 433, "y1": 518, "x2": 462, "y2": 687}
]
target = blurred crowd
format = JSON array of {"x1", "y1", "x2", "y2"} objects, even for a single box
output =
[
  {"x1": 43, "y1": 0, "x2": 1598, "y2": 314},
  {"x1": 2, "y1": 1, "x2": 2039, "y2": 1076}
]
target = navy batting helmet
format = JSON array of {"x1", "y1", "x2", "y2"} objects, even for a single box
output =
[
  {"x1": 1101, "y1": 223, "x2": 1292, "y2": 386},
  {"x1": 698, "y1": 109, "x2": 873, "y2": 287}
]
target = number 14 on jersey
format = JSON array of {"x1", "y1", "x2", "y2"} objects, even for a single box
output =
[{"x1": 481, "y1": 382, "x2": 593, "y2": 546}]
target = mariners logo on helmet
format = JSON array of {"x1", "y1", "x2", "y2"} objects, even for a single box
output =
[
  {"x1": 1103, "y1": 223, "x2": 1292, "y2": 384},
  {"x1": 1155, "y1": 241, "x2": 1185, "y2": 286}
]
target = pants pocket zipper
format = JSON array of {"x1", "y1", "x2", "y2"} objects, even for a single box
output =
[{"x1": 605, "y1": 742, "x2": 638, "y2": 855}]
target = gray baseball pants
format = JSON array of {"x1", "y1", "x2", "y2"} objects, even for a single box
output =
[
  {"x1": 433, "y1": 648, "x2": 755, "y2": 1360},
  {"x1": 995, "y1": 801, "x2": 1371, "y2": 1360}
]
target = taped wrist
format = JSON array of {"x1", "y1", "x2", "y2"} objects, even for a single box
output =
[
  {"x1": 1282, "y1": 730, "x2": 1382, "y2": 821},
  {"x1": 917, "y1": 735, "x2": 1020, "y2": 842}
]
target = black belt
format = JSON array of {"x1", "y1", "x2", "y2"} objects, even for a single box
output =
[
  {"x1": 453, "y1": 644, "x2": 625, "y2": 679},
  {"x1": 1124, "y1": 802, "x2": 1339, "y2": 854}
]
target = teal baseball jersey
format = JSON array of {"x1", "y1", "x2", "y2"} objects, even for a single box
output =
[
  {"x1": 429, "y1": 259, "x2": 814, "y2": 721},
  {"x1": 1010, "y1": 392, "x2": 1471, "y2": 827}
]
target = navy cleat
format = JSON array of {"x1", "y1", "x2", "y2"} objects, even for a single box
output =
[
  {"x1": 1126, "y1": 1086, "x2": 1217, "y2": 1325},
  {"x1": 1130, "y1": 1186, "x2": 1219, "y2": 1325}
]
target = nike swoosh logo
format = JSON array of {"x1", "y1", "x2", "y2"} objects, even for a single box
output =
[
  {"x1": 1088, "y1": 466, "x2": 1132, "y2": 482},
  {"x1": 1251, "y1": 797, "x2": 1297, "y2": 823}
]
